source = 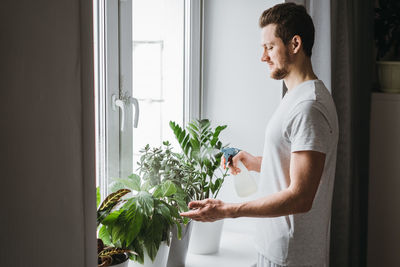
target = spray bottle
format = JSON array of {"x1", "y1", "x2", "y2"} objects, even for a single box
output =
[{"x1": 221, "y1": 147, "x2": 258, "y2": 197}]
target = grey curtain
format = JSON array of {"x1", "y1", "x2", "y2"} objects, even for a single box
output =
[{"x1": 330, "y1": 1, "x2": 373, "y2": 266}]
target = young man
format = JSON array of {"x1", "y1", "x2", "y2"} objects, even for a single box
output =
[{"x1": 180, "y1": 3, "x2": 339, "y2": 267}]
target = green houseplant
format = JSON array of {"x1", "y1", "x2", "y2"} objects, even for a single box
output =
[
  {"x1": 98, "y1": 178, "x2": 182, "y2": 267},
  {"x1": 169, "y1": 119, "x2": 229, "y2": 200},
  {"x1": 169, "y1": 119, "x2": 229, "y2": 254},
  {"x1": 374, "y1": 0, "x2": 400, "y2": 93},
  {"x1": 97, "y1": 188, "x2": 134, "y2": 267},
  {"x1": 135, "y1": 141, "x2": 197, "y2": 212},
  {"x1": 113, "y1": 141, "x2": 196, "y2": 267}
]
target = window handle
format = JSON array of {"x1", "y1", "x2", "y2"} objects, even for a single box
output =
[
  {"x1": 112, "y1": 94, "x2": 125, "y2": 132},
  {"x1": 128, "y1": 97, "x2": 140, "y2": 128}
]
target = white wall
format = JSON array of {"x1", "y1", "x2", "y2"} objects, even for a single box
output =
[
  {"x1": 202, "y1": 0, "x2": 283, "y2": 234},
  {"x1": 0, "y1": 1, "x2": 96, "y2": 266}
]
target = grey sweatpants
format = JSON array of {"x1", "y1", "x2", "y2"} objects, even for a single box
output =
[{"x1": 253, "y1": 253, "x2": 314, "y2": 267}]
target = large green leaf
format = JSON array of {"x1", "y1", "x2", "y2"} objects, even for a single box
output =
[
  {"x1": 128, "y1": 240, "x2": 144, "y2": 264},
  {"x1": 102, "y1": 210, "x2": 123, "y2": 225},
  {"x1": 155, "y1": 201, "x2": 172, "y2": 224},
  {"x1": 143, "y1": 214, "x2": 164, "y2": 261},
  {"x1": 111, "y1": 223, "x2": 124, "y2": 243},
  {"x1": 152, "y1": 185, "x2": 163, "y2": 199},
  {"x1": 172, "y1": 189, "x2": 189, "y2": 212},
  {"x1": 161, "y1": 180, "x2": 176, "y2": 197},
  {"x1": 99, "y1": 225, "x2": 112, "y2": 245},
  {"x1": 211, "y1": 125, "x2": 227, "y2": 146},
  {"x1": 136, "y1": 191, "x2": 154, "y2": 217},
  {"x1": 125, "y1": 211, "x2": 143, "y2": 246}
]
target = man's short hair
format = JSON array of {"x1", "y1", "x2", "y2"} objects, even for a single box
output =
[{"x1": 259, "y1": 3, "x2": 315, "y2": 57}]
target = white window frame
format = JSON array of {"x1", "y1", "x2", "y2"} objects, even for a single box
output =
[
  {"x1": 94, "y1": 0, "x2": 204, "y2": 199},
  {"x1": 184, "y1": 0, "x2": 204, "y2": 124}
]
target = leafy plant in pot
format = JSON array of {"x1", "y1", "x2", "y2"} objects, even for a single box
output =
[
  {"x1": 114, "y1": 141, "x2": 197, "y2": 267},
  {"x1": 98, "y1": 178, "x2": 182, "y2": 267},
  {"x1": 374, "y1": 0, "x2": 400, "y2": 93},
  {"x1": 169, "y1": 119, "x2": 229, "y2": 254}
]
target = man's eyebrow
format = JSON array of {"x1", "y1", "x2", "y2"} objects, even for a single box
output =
[{"x1": 261, "y1": 42, "x2": 274, "y2": 47}]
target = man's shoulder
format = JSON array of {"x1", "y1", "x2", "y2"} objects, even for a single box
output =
[{"x1": 290, "y1": 81, "x2": 335, "y2": 113}]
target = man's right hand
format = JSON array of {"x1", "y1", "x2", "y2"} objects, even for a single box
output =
[{"x1": 221, "y1": 151, "x2": 262, "y2": 174}]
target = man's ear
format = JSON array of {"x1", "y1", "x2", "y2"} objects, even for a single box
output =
[{"x1": 290, "y1": 35, "x2": 302, "y2": 54}]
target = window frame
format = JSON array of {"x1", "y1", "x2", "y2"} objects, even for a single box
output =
[{"x1": 94, "y1": 0, "x2": 204, "y2": 199}]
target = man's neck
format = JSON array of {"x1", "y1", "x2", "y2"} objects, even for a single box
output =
[{"x1": 283, "y1": 57, "x2": 317, "y2": 91}]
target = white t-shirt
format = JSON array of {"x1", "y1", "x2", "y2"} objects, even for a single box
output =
[{"x1": 255, "y1": 80, "x2": 339, "y2": 266}]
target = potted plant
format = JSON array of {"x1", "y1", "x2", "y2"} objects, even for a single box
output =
[
  {"x1": 113, "y1": 141, "x2": 196, "y2": 267},
  {"x1": 98, "y1": 179, "x2": 182, "y2": 267},
  {"x1": 169, "y1": 119, "x2": 229, "y2": 254},
  {"x1": 374, "y1": 0, "x2": 400, "y2": 93},
  {"x1": 97, "y1": 188, "x2": 135, "y2": 267},
  {"x1": 134, "y1": 142, "x2": 196, "y2": 267}
]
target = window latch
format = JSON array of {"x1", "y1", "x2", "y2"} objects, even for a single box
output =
[
  {"x1": 127, "y1": 96, "x2": 139, "y2": 128},
  {"x1": 112, "y1": 94, "x2": 140, "y2": 131},
  {"x1": 112, "y1": 94, "x2": 125, "y2": 131}
]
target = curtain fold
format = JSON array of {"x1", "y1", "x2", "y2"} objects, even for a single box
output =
[{"x1": 330, "y1": 1, "x2": 373, "y2": 266}]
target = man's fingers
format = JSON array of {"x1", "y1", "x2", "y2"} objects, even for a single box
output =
[
  {"x1": 180, "y1": 210, "x2": 199, "y2": 218},
  {"x1": 180, "y1": 210, "x2": 216, "y2": 222},
  {"x1": 188, "y1": 200, "x2": 207, "y2": 209},
  {"x1": 230, "y1": 153, "x2": 243, "y2": 175},
  {"x1": 188, "y1": 201, "x2": 200, "y2": 209},
  {"x1": 231, "y1": 153, "x2": 240, "y2": 167}
]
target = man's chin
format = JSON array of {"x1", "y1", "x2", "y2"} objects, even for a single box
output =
[
  {"x1": 270, "y1": 69, "x2": 287, "y2": 80},
  {"x1": 269, "y1": 73, "x2": 282, "y2": 80}
]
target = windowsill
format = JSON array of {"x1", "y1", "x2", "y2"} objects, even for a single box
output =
[{"x1": 185, "y1": 229, "x2": 257, "y2": 267}]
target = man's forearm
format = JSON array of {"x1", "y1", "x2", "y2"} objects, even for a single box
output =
[{"x1": 224, "y1": 189, "x2": 311, "y2": 218}]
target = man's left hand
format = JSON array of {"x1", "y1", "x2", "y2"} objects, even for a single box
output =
[{"x1": 180, "y1": 199, "x2": 229, "y2": 222}]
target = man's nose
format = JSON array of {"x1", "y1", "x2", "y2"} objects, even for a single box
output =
[{"x1": 261, "y1": 51, "x2": 269, "y2": 62}]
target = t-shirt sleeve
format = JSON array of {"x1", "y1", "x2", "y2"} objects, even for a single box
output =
[{"x1": 284, "y1": 100, "x2": 333, "y2": 154}]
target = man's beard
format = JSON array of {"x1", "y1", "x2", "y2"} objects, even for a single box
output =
[
  {"x1": 271, "y1": 67, "x2": 289, "y2": 80},
  {"x1": 270, "y1": 49, "x2": 291, "y2": 80}
]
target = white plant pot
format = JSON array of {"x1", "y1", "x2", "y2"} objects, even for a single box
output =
[
  {"x1": 377, "y1": 61, "x2": 400, "y2": 93},
  {"x1": 129, "y1": 242, "x2": 170, "y2": 267},
  {"x1": 188, "y1": 220, "x2": 224, "y2": 255},
  {"x1": 112, "y1": 260, "x2": 129, "y2": 267},
  {"x1": 166, "y1": 220, "x2": 193, "y2": 267}
]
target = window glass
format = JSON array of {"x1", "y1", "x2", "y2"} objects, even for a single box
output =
[{"x1": 131, "y1": 0, "x2": 184, "y2": 170}]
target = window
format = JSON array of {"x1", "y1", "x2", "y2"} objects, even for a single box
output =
[{"x1": 94, "y1": 0, "x2": 202, "y2": 198}]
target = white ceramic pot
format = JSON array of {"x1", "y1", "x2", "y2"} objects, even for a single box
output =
[
  {"x1": 166, "y1": 220, "x2": 193, "y2": 267},
  {"x1": 112, "y1": 260, "x2": 129, "y2": 267},
  {"x1": 377, "y1": 61, "x2": 400, "y2": 93},
  {"x1": 129, "y1": 242, "x2": 170, "y2": 267},
  {"x1": 188, "y1": 220, "x2": 224, "y2": 254}
]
